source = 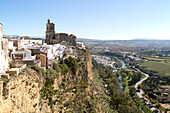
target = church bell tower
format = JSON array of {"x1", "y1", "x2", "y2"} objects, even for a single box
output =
[{"x1": 45, "y1": 19, "x2": 55, "y2": 44}]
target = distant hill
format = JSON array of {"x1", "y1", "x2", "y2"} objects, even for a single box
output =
[
  {"x1": 4, "y1": 34, "x2": 45, "y2": 39},
  {"x1": 77, "y1": 38, "x2": 170, "y2": 49}
]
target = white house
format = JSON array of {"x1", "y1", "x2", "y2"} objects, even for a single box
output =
[
  {"x1": 41, "y1": 43, "x2": 67, "y2": 59},
  {"x1": 0, "y1": 23, "x2": 9, "y2": 73},
  {"x1": 11, "y1": 48, "x2": 32, "y2": 60},
  {"x1": 76, "y1": 42, "x2": 85, "y2": 49},
  {"x1": 20, "y1": 36, "x2": 42, "y2": 48},
  {"x1": 8, "y1": 41, "x2": 14, "y2": 49}
]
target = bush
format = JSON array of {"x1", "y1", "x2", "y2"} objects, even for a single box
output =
[
  {"x1": 45, "y1": 69, "x2": 59, "y2": 86},
  {"x1": 59, "y1": 63, "x2": 69, "y2": 75},
  {"x1": 53, "y1": 62, "x2": 61, "y2": 73},
  {"x1": 1, "y1": 78, "x2": 9, "y2": 84},
  {"x1": 155, "y1": 103, "x2": 161, "y2": 109},
  {"x1": 64, "y1": 56, "x2": 78, "y2": 75},
  {"x1": 137, "y1": 84, "x2": 142, "y2": 90},
  {"x1": 30, "y1": 65, "x2": 59, "y2": 86},
  {"x1": 30, "y1": 65, "x2": 45, "y2": 77}
]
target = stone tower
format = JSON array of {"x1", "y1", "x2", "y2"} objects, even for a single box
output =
[
  {"x1": 45, "y1": 19, "x2": 55, "y2": 44},
  {"x1": 45, "y1": 19, "x2": 76, "y2": 46}
]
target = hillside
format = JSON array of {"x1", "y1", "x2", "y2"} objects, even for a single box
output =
[{"x1": 0, "y1": 47, "x2": 108, "y2": 112}]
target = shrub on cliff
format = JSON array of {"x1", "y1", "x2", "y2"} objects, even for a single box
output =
[
  {"x1": 30, "y1": 65, "x2": 58, "y2": 86},
  {"x1": 30, "y1": 65, "x2": 45, "y2": 76},
  {"x1": 53, "y1": 62, "x2": 61, "y2": 73},
  {"x1": 59, "y1": 63, "x2": 69, "y2": 75},
  {"x1": 45, "y1": 69, "x2": 59, "y2": 86},
  {"x1": 64, "y1": 56, "x2": 78, "y2": 75}
]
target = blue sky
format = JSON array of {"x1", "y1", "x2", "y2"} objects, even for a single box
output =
[{"x1": 1, "y1": 0, "x2": 170, "y2": 40}]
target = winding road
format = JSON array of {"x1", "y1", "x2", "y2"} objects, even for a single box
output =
[
  {"x1": 134, "y1": 68, "x2": 159, "y2": 113},
  {"x1": 135, "y1": 68, "x2": 149, "y2": 98}
]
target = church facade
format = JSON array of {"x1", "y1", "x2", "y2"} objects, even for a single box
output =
[{"x1": 45, "y1": 19, "x2": 76, "y2": 46}]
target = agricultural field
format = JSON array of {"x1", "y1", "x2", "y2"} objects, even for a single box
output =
[
  {"x1": 139, "y1": 61, "x2": 170, "y2": 76},
  {"x1": 143, "y1": 57, "x2": 170, "y2": 61},
  {"x1": 161, "y1": 85, "x2": 170, "y2": 90}
]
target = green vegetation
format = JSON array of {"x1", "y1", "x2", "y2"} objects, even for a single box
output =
[
  {"x1": 139, "y1": 61, "x2": 170, "y2": 76},
  {"x1": 161, "y1": 85, "x2": 170, "y2": 89},
  {"x1": 30, "y1": 55, "x2": 99, "y2": 112},
  {"x1": 53, "y1": 61, "x2": 61, "y2": 73},
  {"x1": 129, "y1": 87, "x2": 153, "y2": 113},
  {"x1": 30, "y1": 65, "x2": 59, "y2": 86},
  {"x1": 98, "y1": 52, "x2": 124, "y2": 59},
  {"x1": 92, "y1": 59, "x2": 152, "y2": 113},
  {"x1": 30, "y1": 56, "x2": 78, "y2": 86},
  {"x1": 138, "y1": 50, "x2": 163, "y2": 57},
  {"x1": 92, "y1": 72, "x2": 115, "y2": 112},
  {"x1": 129, "y1": 60, "x2": 143, "y2": 66},
  {"x1": 40, "y1": 81, "x2": 97, "y2": 112},
  {"x1": 0, "y1": 78, "x2": 9, "y2": 84},
  {"x1": 129, "y1": 55, "x2": 170, "y2": 104},
  {"x1": 29, "y1": 52, "x2": 153, "y2": 112},
  {"x1": 120, "y1": 68, "x2": 145, "y2": 89},
  {"x1": 137, "y1": 84, "x2": 143, "y2": 90},
  {"x1": 64, "y1": 56, "x2": 78, "y2": 75},
  {"x1": 143, "y1": 57, "x2": 170, "y2": 61},
  {"x1": 114, "y1": 58, "x2": 122, "y2": 68},
  {"x1": 142, "y1": 76, "x2": 170, "y2": 103}
]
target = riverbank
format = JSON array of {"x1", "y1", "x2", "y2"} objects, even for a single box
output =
[{"x1": 114, "y1": 60, "x2": 126, "y2": 91}]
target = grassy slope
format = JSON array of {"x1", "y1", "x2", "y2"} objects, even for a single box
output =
[{"x1": 140, "y1": 61, "x2": 170, "y2": 76}]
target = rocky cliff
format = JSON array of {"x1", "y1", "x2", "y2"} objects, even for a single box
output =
[
  {"x1": 0, "y1": 68, "x2": 52, "y2": 113},
  {"x1": 0, "y1": 48, "x2": 95, "y2": 113}
]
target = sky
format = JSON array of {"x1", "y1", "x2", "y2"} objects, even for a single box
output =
[{"x1": 1, "y1": 0, "x2": 170, "y2": 40}]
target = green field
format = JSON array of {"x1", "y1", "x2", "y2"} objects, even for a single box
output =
[
  {"x1": 143, "y1": 57, "x2": 170, "y2": 61},
  {"x1": 161, "y1": 85, "x2": 170, "y2": 89},
  {"x1": 140, "y1": 61, "x2": 170, "y2": 76}
]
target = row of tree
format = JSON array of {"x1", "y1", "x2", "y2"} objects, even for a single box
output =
[
  {"x1": 120, "y1": 68, "x2": 144, "y2": 89},
  {"x1": 92, "y1": 59, "x2": 152, "y2": 113}
]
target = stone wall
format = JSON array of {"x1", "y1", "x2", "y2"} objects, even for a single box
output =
[
  {"x1": 11, "y1": 60, "x2": 35, "y2": 67},
  {"x1": 36, "y1": 54, "x2": 47, "y2": 68}
]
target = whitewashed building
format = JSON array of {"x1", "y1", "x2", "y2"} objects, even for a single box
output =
[
  {"x1": 20, "y1": 36, "x2": 42, "y2": 48},
  {"x1": 0, "y1": 23, "x2": 9, "y2": 73},
  {"x1": 11, "y1": 48, "x2": 32, "y2": 60},
  {"x1": 76, "y1": 42, "x2": 85, "y2": 49}
]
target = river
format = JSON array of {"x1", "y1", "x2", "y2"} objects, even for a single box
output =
[{"x1": 114, "y1": 60, "x2": 126, "y2": 91}]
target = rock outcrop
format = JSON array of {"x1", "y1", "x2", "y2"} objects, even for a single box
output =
[
  {"x1": 0, "y1": 68, "x2": 51, "y2": 113},
  {"x1": 0, "y1": 48, "x2": 94, "y2": 113}
]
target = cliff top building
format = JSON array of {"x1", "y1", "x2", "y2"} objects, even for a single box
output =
[
  {"x1": 45, "y1": 19, "x2": 76, "y2": 46},
  {"x1": 0, "y1": 23, "x2": 3, "y2": 56},
  {"x1": 0, "y1": 23, "x2": 9, "y2": 73}
]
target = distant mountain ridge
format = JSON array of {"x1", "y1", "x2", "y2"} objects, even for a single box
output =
[
  {"x1": 4, "y1": 34, "x2": 45, "y2": 39},
  {"x1": 4, "y1": 35, "x2": 170, "y2": 41}
]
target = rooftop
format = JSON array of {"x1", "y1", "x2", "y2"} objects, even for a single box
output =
[{"x1": 21, "y1": 36, "x2": 34, "y2": 40}]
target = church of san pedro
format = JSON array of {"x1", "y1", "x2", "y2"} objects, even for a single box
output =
[{"x1": 45, "y1": 19, "x2": 76, "y2": 46}]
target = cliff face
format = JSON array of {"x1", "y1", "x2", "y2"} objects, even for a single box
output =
[
  {"x1": 53, "y1": 48, "x2": 93, "y2": 93},
  {"x1": 0, "y1": 68, "x2": 51, "y2": 113},
  {"x1": 0, "y1": 48, "x2": 94, "y2": 113},
  {"x1": 86, "y1": 48, "x2": 93, "y2": 80}
]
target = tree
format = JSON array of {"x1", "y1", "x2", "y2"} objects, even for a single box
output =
[
  {"x1": 64, "y1": 56, "x2": 78, "y2": 75},
  {"x1": 137, "y1": 84, "x2": 142, "y2": 90},
  {"x1": 116, "y1": 71, "x2": 120, "y2": 77},
  {"x1": 53, "y1": 62, "x2": 61, "y2": 73},
  {"x1": 40, "y1": 81, "x2": 98, "y2": 113}
]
